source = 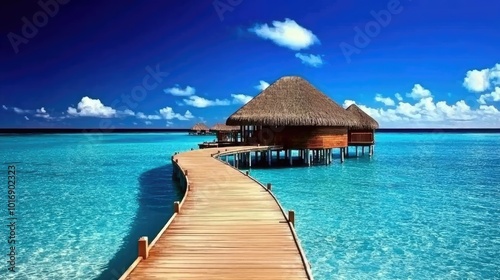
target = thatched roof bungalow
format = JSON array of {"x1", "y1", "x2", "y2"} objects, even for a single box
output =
[
  {"x1": 345, "y1": 104, "x2": 379, "y2": 145},
  {"x1": 189, "y1": 123, "x2": 210, "y2": 135},
  {"x1": 210, "y1": 123, "x2": 240, "y2": 132},
  {"x1": 210, "y1": 123, "x2": 240, "y2": 142},
  {"x1": 226, "y1": 76, "x2": 355, "y2": 149}
]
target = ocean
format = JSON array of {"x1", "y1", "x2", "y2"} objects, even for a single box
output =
[{"x1": 0, "y1": 132, "x2": 499, "y2": 279}]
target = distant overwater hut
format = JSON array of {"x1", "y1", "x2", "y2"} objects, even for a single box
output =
[
  {"x1": 188, "y1": 123, "x2": 210, "y2": 135},
  {"x1": 198, "y1": 124, "x2": 241, "y2": 149},
  {"x1": 225, "y1": 76, "x2": 359, "y2": 166},
  {"x1": 345, "y1": 104, "x2": 379, "y2": 157},
  {"x1": 211, "y1": 123, "x2": 241, "y2": 142}
]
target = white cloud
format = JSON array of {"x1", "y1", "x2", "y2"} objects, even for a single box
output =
[
  {"x1": 183, "y1": 95, "x2": 230, "y2": 108},
  {"x1": 136, "y1": 108, "x2": 193, "y2": 121},
  {"x1": 374, "y1": 94, "x2": 395, "y2": 106},
  {"x1": 164, "y1": 85, "x2": 196, "y2": 96},
  {"x1": 136, "y1": 112, "x2": 162, "y2": 120},
  {"x1": 231, "y1": 94, "x2": 253, "y2": 104},
  {"x1": 2, "y1": 105, "x2": 7, "y2": 110},
  {"x1": 463, "y1": 69, "x2": 490, "y2": 92},
  {"x1": 342, "y1": 100, "x2": 356, "y2": 108},
  {"x1": 249, "y1": 18, "x2": 320, "y2": 50},
  {"x1": 407, "y1": 84, "x2": 432, "y2": 100},
  {"x1": 478, "y1": 87, "x2": 500, "y2": 104},
  {"x1": 255, "y1": 80, "x2": 270, "y2": 91},
  {"x1": 24, "y1": 116, "x2": 29, "y2": 120},
  {"x1": 295, "y1": 53, "x2": 324, "y2": 67},
  {"x1": 159, "y1": 107, "x2": 194, "y2": 120},
  {"x1": 144, "y1": 121, "x2": 152, "y2": 125},
  {"x1": 67, "y1": 97, "x2": 117, "y2": 118},
  {"x1": 13, "y1": 107, "x2": 31, "y2": 114},
  {"x1": 184, "y1": 110, "x2": 194, "y2": 119},
  {"x1": 122, "y1": 109, "x2": 135, "y2": 116},
  {"x1": 345, "y1": 85, "x2": 500, "y2": 128},
  {"x1": 395, "y1": 93, "x2": 403, "y2": 101},
  {"x1": 34, "y1": 107, "x2": 51, "y2": 119},
  {"x1": 463, "y1": 63, "x2": 500, "y2": 93},
  {"x1": 166, "y1": 121, "x2": 173, "y2": 127}
]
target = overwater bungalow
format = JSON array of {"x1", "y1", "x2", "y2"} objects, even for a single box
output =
[
  {"x1": 210, "y1": 123, "x2": 240, "y2": 142},
  {"x1": 225, "y1": 75, "x2": 360, "y2": 165},
  {"x1": 345, "y1": 104, "x2": 379, "y2": 156},
  {"x1": 198, "y1": 124, "x2": 241, "y2": 149},
  {"x1": 188, "y1": 123, "x2": 210, "y2": 135}
]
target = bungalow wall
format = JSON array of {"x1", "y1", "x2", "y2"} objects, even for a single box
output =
[
  {"x1": 348, "y1": 129, "x2": 375, "y2": 145},
  {"x1": 216, "y1": 131, "x2": 239, "y2": 142},
  {"x1": 248, "y1": 126, "x2": 348, "y2": 149}
]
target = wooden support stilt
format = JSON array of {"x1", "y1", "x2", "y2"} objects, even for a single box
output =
[
  {"x1": 249, "y1": 152, "x2": 252, "y2": 167},
  {"x1": 268, "y1": 149, "x2": 272, "y2": 166},
  {"x1": 277, "y1": 150, "x2": 280, "y2": 161},
  {"x1": 174, "y1": 201, "x2": 180, "y2": 213},
  {"x1": 362, "y1": 146, "x2": 365, "y2": 155},
  {"x1": 289, "y1": 150, "x2": 293, "y2": 166},
  {"x1": 341, "y1": 148, "x2": 345, "y2": 163},
  {"x1": 356, "y1": 146, "x2": 359, "y2": 157},
  {"x1": 288, "y1": 210, "x2": 295, "y2": 227},
  {"x1": 138, "y1": 236, "x2": 149, "y2": 259}
]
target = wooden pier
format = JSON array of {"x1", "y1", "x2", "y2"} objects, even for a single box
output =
[{"x1": 120, "y1": 146, "x2": 313, "y2": 280}]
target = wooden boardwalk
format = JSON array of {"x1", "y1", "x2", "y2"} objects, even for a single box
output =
[{"x1": 121, "y1": 146, "x2": 313, "y2": 280}]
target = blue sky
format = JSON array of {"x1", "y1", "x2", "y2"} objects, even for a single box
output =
[{"x1": 1, "y1": 0, "x2": 499, "y2": 128}]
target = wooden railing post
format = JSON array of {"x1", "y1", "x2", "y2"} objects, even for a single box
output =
[
  {"x1": 288, "y1": 210, "x2": 295, "y2": 227},
  {"x1": 175, "y1": 159, "x2": 178, "y2": 163},
  {"x1": 267, "y1": 183, "x2": 272, "y2": 191},
  {"x1": 174, "y1": 201, "x2": 180, "y2": 213},
  {"x1": 245, "y1": 171, "x2": 249, "y2": 176},
  {"x1": 138, "y1": 236, "x2": 149, "y2": 259},
  {"x1": 185, "y1": 170, "x2": 188, "y2": 176}
]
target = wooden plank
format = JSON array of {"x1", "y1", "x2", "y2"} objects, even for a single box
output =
[{"x1": 124, "y1": 146, "x2": 311, "y2": 280}]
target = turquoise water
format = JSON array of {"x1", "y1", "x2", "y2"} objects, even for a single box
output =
[
  {"x1": 249, "y1": 133, "x2": 500, "y2": 279},
  {"x1": 0, "y1": 133, "x2": 213, "y2": 280},
  {"x1": 0, "y1": 133, "x2": 499, "y2": 279}
]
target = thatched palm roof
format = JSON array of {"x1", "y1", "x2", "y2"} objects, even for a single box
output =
[
  {"x1": 226, "y1": 76, "x2": 357, "y2": 126},
  {"x1": 210, "y1": 123, "x2": 240, "y2": 132},
  {"x1": 190, "y1": 123, "x2": 209, "y2": 131},
  {"x1": 345, "y1": 104, "x2": 379, "y2": 129}
]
